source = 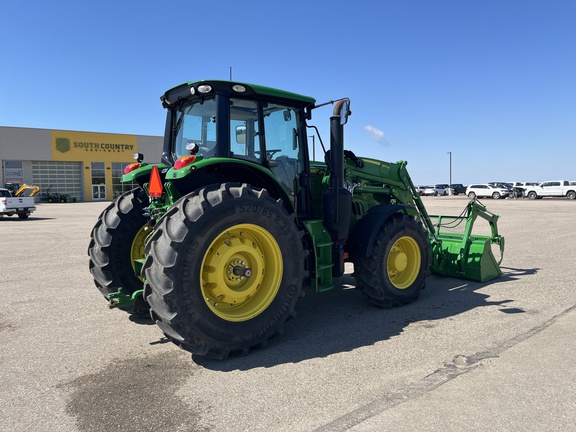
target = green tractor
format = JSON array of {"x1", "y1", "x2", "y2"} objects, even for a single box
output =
[
  {"x1": 88, "y1": 80, "x2": 504, "y2": 358},
  {"x1": 41, "y1": 185, "x2": 71, "y2": 203}
]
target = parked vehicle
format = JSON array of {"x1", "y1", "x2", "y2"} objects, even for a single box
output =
[
  {"x1": 434, "y1": 184, "x2": 449, "y2": 196},
  {"x1": 0, "y1": 187, "x2": 36, "y2": 219},
  {"x1": 466, "y1": 184, "x2": 511, "y2": 199},
  {"x1": 39, "y1": 185, "x2": 71, "y2": 203},
  {"x1": 420, "y1": 186, "x2": 437, "y2": 196},
  {"x1": 509, "y1": 182, "x2": 538, "y2": 197},
  {"x1": 4, "y1": 183, "x2": 21, "y2": 195},
  {"x1": 510, "y1": 181, "x2": 537, "y2": 188},
  {"x1": 450, "y1": 184, "x2": 466, "y2": 195},
  {"x1": 523, "y1": 180, "x2": 576, "y2": 200},
  {"x1": 14, "y1": 184, "x2": 40, "y2": 197},
  {"x1": 488, "y1": 182, "x2": 520, "y2": 198}
]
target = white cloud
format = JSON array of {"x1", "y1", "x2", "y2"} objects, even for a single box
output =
[{"x1": 363, "y1": 125, "x2": 389, "y2": 145}]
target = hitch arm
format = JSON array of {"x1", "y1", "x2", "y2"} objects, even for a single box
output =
[{"x1": 106, "y1": 288, "x2": 144, "y2": 309}]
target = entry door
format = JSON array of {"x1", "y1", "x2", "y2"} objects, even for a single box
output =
[{"x1": 92, "y1": 185, "x2": 106, "y2": 200}]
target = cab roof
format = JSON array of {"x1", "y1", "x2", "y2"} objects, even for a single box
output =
[{"x1": 161, "y1": 80, "x2": 316, "y2": 108}]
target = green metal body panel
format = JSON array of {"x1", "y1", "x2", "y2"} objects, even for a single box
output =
[
  {"x1": 301, "y1": 219, "x2": 335, "y2": 292},
  {"x1": 122, "y1": 163, "x2": 169, "y2": 183},
  {"x1": 165, "y1": 156, "x2": 281, "y2": 184}
]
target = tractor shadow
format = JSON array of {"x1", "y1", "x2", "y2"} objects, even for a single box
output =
[
  {"x1": 0, "y1": 217, "x2": 56, "y2": 221},
  {"x1": 195, "y1": 266, "x2": 538, "y2": 370}
]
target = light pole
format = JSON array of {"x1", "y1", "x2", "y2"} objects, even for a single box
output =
[{"x1": 447, "y1": 151, "x2": 452, "y2": 195}]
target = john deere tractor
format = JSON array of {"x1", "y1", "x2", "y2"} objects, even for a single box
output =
[{"x1": 88, "y1": 80, "x2": 504, "y2": 358}]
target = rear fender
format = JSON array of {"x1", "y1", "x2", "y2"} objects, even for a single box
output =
[
  {"x1": 346, "y1": 204, "x2": 411, "y2": 260},
  {"x1": 167, "y1": 159, "x2": 295, "y2": 215},
  {"x1": 122, "y1": 163, "x2": 169, "y2": 187}
]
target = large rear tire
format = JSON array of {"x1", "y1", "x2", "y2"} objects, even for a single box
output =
[
  {"x1": 143, "y1": 183, "x2": 305, "y2": 359},
  {"x1": 353, "y1": 213, "x2": 429, "y2": 307},
  {"x1": 88, "y1": 188, "x2": 151, "y2": 313}
]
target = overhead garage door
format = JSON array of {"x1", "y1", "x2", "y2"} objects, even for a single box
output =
[{"x1": 32, "y1": 161, "x2": 83, "y2": 201}]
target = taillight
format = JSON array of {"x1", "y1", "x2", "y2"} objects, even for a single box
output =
[
  {"x1": 148, "y1": 166, "x2": 163, "y2": 198},
  {"x1": 123, "y1": 163, "x2": 141, "y2": 174},
  {"x1": 174, "y1": 155, "x2": 196, "y2": 170}
]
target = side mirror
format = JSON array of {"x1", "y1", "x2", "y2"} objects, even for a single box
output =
[
  {"x1": 340, "y1": 100, "x2": 350, "y2": 125},
  {"x1": 236, "y1": 125, "x2": 246, "y2": 144},
  {"x1": 185, "y1": 142, "x2": 199, "y2": 155}
]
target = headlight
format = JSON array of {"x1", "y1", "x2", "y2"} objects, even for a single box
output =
[{"x1": 197, "y1": 85, "x2": 212, "y2": 94}]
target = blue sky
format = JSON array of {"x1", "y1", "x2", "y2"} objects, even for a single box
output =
[{"x1": 1, "y1": 0, "x2": 575, "y2": 185}]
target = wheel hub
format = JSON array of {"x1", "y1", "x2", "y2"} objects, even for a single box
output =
[
  {"x1": 387, "y1": 236, "x2": 421, "y2": 289},
  {"x1": 201, "y1": 224, "x2": 282, "y2": 322},
  {"x1": 390, "y1": 250, "x2": 408, "y2": 272},
  {"x1": 228, "y1": 259, "x2": 253, "y2": 279}
]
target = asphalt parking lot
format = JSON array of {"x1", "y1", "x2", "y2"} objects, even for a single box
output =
[{"x1": 1, "y1": 196, "x2": 575, "y2": 432}]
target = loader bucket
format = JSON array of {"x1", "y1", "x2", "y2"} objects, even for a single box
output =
[{"x1": 428, "y1": 200, "x2": 504, "y2": 282}]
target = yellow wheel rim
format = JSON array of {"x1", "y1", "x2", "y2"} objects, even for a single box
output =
[
  {"x1": 130, "y1": 224, "x2": 152, "y2": 280},
  {"x1": 387, "y1": 236, "x2": 421, "y2": 289},
  {"x1": 201, "y1": 223, "x2": 283, "y2": 322}
]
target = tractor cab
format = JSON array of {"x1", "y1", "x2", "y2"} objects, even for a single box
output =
[{"x1": 155, "y1": 80, "x2": 320, "y2": 219}]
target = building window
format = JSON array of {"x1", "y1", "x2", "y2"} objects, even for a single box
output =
[
  {"x1": 91, "y1": 162, "x2": 105, "y2": 184},
  {"x1": 112, "y1": 162, "x2": 138, "y2": 198},
  {"x1": 3, "y1": 160, "x2": 23, "y2": 190}
]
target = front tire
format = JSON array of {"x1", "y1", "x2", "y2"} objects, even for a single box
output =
[
  {"x1": 492, "y1": 192, "x2": 501, "y2": 199},
  {"x1": 567, "y1": 191, "x2": 576, "y2": 200},
  {"x1": 528, "y1": 191, "x2": 537, "y2": 200},
  {"x1": 88, "y1": 188, "x2": 151, "y2": 313},
  {"x1": 468, "y1": 192, "x2": 476, "y2": 199},
  {"x1": 353, "y1": 213, "x2": 430, "y2": 307},
  {"x1": 143, "y1": 183, "x2": 305, "y2": 359}
]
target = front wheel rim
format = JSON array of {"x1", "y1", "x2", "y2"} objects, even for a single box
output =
[
  {"x1": 201, "y1": 223, "x2": 283, "y2": 322},
  {"x1": 130, "y1": 224, "x2": 152, "y2": 280},
  {"x1": 387, "y1": 236, "x2": 421, "y2": 289}
]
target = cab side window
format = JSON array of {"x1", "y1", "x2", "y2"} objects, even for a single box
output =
[
  {"x1": 263, "y1": 104, "x2": 302, "y2": 192},
  {"x1": 230, "y1": 99, "x2": 260, "y2": 161}
]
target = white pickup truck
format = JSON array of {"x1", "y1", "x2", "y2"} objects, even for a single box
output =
[
  {"x1": 523, "y1": 180, "x2": 576, "y2": 200},
  {"x1": 0, "y1": 187, "x2": 37, "y2": 219}
]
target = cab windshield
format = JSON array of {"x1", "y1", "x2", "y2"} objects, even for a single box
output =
[
  {"x1": 173, "y1": 98, "x2": 217, "y2": 159},
  {"x1": 172, "y1": 96, "x2": 305, "y2": 195}
]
